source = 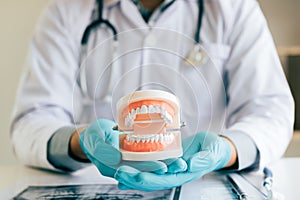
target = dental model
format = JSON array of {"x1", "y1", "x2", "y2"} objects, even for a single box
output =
[{"x1": 116, "y1": 90, "x2": 183, "y2": 161}]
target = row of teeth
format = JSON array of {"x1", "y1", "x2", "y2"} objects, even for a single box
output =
[
  {"x1": 125, "y1": 105, "x2": 173, "y2": 126},
  {"x1": 125, "y1": 133, "x2": 175, "y2": 143}
]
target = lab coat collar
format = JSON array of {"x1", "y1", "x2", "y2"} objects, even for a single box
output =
[{"x1": 120, "y1": 0, "x2": 148, "y2": 28}]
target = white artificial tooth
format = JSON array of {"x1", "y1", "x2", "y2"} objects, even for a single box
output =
[
  {"x1": 126, "y1": 135, "x2": 130, "y2": 141},
  {"x1": 170, "y1": 134, "x2": 174, "y2": 140},
  {"x1": 128, "y1": 113, "x2": 132, "y2": 121},
  {"x1": 127, "y1": 117, "x2": 132, "y2": 126},
  {"x1": 127, "y1": 113, "x2": 135, "y2": 126},
  {"x1": 131, "y1": 109, "x2": 136, "y2": 119},
  {"x1": 146, "y1": 138, "x2": 150, "y2": 143},
  {"x1": 131, "y1": 113, "x2": 136, "y2": 120},
  {"x1": 131, "y1": 108, "x2": 136, "y2": 115},
  {"x1": 151, "y1": 136, "x2": 155, "y2": 143},
  {"x1": 160, "y1": 109, "x2": 166, "y2": 117},
  {"x1": 125, "y1": 116, "x2": 129, "y2": 126},
  {"x1": 154, "y1": 106, "x2": 160, "y2": 113},
  {"x1": 141, "y1": 105, "x2": 148, "y2": 114},
  {"x1": 141, "y1": 137, "x2": 146, "y2": 143},
  {"x1": 136, "y1": 137, "x2": 141, "y2": 143},
  {"x1": 165, "y1": 134, "x2": 169, "y2": 141},
  {"x1": 155, "y1": 135, "x2": 159, "y2": 142},
  {"x1": 127, "y1": 113, "x2": 131, "y2": 121},
  {"x1": 148, "y1": 105, "x2": 154, "y2": 113},
  {"x1": 164, "y1": 118, "x2": 170, "y2": 124},
  {"x1": 165, "y1": 112, "x2": 172, "y2": 121},
  {"x1": 136, "y1": 107, "x2": 141, "y2": 114},
  {"x1": 159, "y1": 134, "x2": 164, "y2": 142}
]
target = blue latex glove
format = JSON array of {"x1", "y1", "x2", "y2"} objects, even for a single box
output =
[
  {"x1": 115, "y1": 132, "x2": 232, "y2": 191},
  {"x1": 79, "y1": 119, "x2": 187, "y2": 178}
]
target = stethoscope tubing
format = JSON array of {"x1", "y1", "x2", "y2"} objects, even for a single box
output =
[{"x1": 79, "y1": 0, "x2": 204, "y2": 101}]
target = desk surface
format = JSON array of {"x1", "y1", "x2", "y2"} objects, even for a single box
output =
[{"x1": 1, "y1": 158, "x2": 300, "y2": 199}]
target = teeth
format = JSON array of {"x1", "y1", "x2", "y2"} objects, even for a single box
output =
[
  {"x1": 125, "y1": 114, "x2": 134, "y2": 127},
  {"x1": 124, "y1": 105, "x2": 174, "y2": 126},
  {"x1": 165, "y1": 134, "x2": 169, "y2": 141},
  {"x1": 170, "y1": 134, "x2": 174, "y2": 141},
  {"x1": 136, "y1": 137, "x2": 141, "y2": 143},
  {"x1": 125, "y1": 116, "x2": 130, "y2": 126},
  {"x1": 155, "y1": 135, "x2": 159, "y2": 142},
  {"x1": 159, "y1": 134, "x2": 164, "y2": 142},
  {"x1": 125, "y1": 133, "x2": 175, "y2": 144},
  {"x1": 148, "y1": 105, "x2": 154, "y2": 113},
  {"x1": 165, "y1": 112, "x2": 173, "y2": 123},
  {"x1": 131, "y1": 109, "x2": 136, "y2": 116},
  {"x1": 160, "y1": 109, "x2": 166, "y2": 116},
  {"x1": 141, "y1": 105, "x2": 148, "y2": 114},
  {"x1": 150, "y1": 136, "x2": 155, "y2": 143},
  {"x1": 154, "y1": 106, "x2": 161, "y2": 113},
  {"x1": 136, "y1": 107, "x2": 141, "y2": 114}
]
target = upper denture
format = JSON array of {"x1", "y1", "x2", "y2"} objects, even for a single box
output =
[{"x1": 124, "y1": 104, "x2": 173, "y2": 127}]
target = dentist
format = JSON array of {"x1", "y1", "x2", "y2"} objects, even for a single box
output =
[{"x1": 11, "y1": 0, "x2": 294, "y2": 191}]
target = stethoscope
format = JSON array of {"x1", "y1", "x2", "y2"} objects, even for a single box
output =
[{"x1": 79, "y1": 0, "x2": 206, "y2": 103}]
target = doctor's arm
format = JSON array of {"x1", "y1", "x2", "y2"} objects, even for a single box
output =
[
  {"x1": 9, "y1": 0, "x2": 90, "y2": 171},
  {"x1": 222, "y1": 0, "x2": 294, "y2": 168}
]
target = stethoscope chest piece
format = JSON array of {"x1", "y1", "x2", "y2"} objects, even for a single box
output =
[{"x1": 184, "y1": 44, "x2": 207, "y2": 67}]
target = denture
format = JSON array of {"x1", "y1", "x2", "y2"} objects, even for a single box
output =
[{"x1": 117, "y1": 90, "x2": 183, "y2": 161}]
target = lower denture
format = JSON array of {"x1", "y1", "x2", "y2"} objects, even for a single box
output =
[
  {"x1": 123, "y1": 138, "x2": 165, "y2": 152},
  {"x1": 122, "y1": 133, "x2": 174, "y2": 152}
]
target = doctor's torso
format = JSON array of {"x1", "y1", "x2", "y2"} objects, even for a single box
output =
[{"x1": 58, "y1": 0, "x2": 235, "y2": 137}]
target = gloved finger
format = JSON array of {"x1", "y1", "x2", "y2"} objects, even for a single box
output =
[
  {"x1": 114, "y1": 165, "x2": 203, "y2": 192},
  {"x1": 97, "y1": 119, "x2": 117, "y2": 130},
  {"x1": 90, "y1": 156, "x2": 117, "y2": 178},
  {"x1": 163, "y1": 158, "x2": 187, "y2": 173},
  {"x1": 122, "y1": 160, "x2": 167, "y2": 174},
  {"x1": 118, "y1": 182, "x2": 132, "y2": 190},
  {"x1": 91, "y1": 142, "x2": 122, "y2": 166},
  {"x1": 182, "y1": 133, "x2": 206, "y2": 160},
  {"x1": 186, "y1": 151, "x2": 215, "y2": 173},
  {"x1": 96, "y1": 119, "x2": 120, "y2": 147}
]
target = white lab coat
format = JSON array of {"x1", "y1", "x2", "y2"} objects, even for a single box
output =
[{"x1": 11, "y1": 0, "x2": 294, "y2": 170}]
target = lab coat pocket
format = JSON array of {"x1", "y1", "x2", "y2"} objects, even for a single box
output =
[
  {"x1": 178, "y1": 43, "x2": 231, "y2": 134},
  {"x1": 181, "y1": 42, "x2": 231, "y2": 78},
  {"x1": 202, "y1": 42, "x2": 231, "y2": 60},
  {"x1": 201, "y1": 42, "x2": 231, "y2": 69}
]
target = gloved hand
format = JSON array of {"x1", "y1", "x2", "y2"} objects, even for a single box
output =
[
  {"x1": 114, "y1": 132, "x2": 233, "y2": 191},
  {"x1": 79, "y1": 119, "x2": 187, "y2": 178}
]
